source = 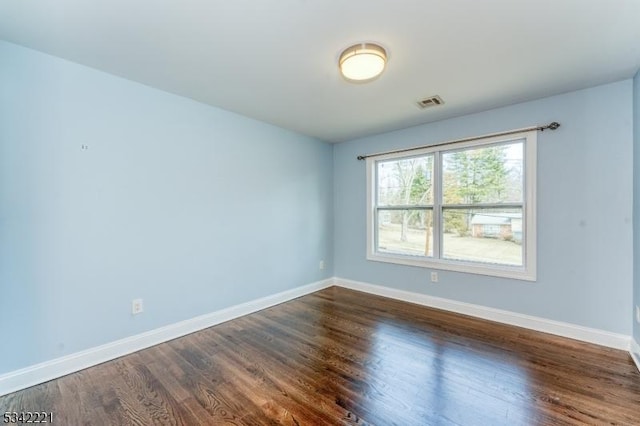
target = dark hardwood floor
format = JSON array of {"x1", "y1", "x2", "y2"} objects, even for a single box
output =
[{"x1": 2, "y1": 286, "x2": 640, "y2": 425}]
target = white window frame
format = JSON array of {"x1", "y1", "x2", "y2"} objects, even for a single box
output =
[{"x1": 366, "y1": 130, "x2": 537, "y2": 281}]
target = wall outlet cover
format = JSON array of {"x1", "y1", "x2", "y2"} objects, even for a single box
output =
[{"x1": 132, "y1": 299, "x2": 144, "y2": 315}]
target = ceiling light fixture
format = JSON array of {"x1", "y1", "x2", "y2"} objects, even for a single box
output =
[{"x1": 339, "y1": 43, "x2": 387, "y2": 82}]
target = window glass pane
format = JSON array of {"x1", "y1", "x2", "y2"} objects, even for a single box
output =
[
  {"x1": 442, "y1": 208, "x2": 523, "y2": 266},
  {"x1": 377, "y1": 209, "x2": 433, "y2": 257},
  {"x1": 377, "y1": 155, "x2": 434, "y2": 206},
  {"x1": 442, "y1": 141, "x2": 523, "y2": 204}
]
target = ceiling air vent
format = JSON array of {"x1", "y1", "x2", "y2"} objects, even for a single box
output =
[{"x1": 416, "y1": 95, "x2": 444, "y2": 109}]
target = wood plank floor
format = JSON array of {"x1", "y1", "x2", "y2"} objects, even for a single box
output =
[{"x1": 2, "y1": 286, "x2": 640, "y2": 425}]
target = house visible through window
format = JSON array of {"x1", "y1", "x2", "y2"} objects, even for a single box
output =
[{"x1": 367, "y1": 130, "x2": 537, "y2": 280}]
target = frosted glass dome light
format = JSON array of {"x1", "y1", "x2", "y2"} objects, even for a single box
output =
[{"x1": 339, "y1": 43, "x2": 387, "y2": 82}]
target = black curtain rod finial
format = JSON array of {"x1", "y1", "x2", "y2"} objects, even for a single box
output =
[{"x1": 541, "y1": 122, "x2": 560, "y2": 131}]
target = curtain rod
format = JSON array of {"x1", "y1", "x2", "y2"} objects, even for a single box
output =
[{"x1": 356, "y1": 122, "x2": 560, "y2": 160}]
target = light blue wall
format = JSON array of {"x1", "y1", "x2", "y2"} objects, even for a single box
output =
[
  {"x1": 334, "y1": 80, "x2": 634, "y2": 335},
  {"x1": 0, "y1": 41, "x2": 333, "y2": 374},
  {"x1": 634, "y1": 70, "x2": 640, "y2": 344}
]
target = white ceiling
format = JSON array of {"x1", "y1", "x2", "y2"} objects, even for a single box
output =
[{"x1": 1, "y1": 0, "x2": 639, "y2": 143}]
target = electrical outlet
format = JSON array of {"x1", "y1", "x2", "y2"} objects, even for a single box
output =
[
  {"x1": 430, "y1": 272, "x2": 438, "y2": 283},
  {"x1": 132, "y1": 298, "x2": 144, "y2": 315},
  {"x1": 636, "y1": 305, "x2": 640, "y2": 324},
  {"x1": 319, "y1": 260, "x2": 325, "y2": 270}
]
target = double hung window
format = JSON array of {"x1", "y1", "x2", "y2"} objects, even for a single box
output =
[{"x1": 366, "y1": 130, "x2": 536, "y2": 280}]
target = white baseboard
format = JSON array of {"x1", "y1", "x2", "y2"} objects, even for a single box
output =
[
  {"x1": 334, "y1": 277, "x2": 631, "y2": 351},
  {"x1": 0, "y1": 278, "x2": 333, "y2": 397},
  {"x1": 631, "y1": 339, "x2": 640, "y2": 373}
]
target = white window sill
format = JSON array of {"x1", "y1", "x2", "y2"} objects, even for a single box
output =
[{"x1": 367, "y1": 252, "x2": 536, "y2": 281}]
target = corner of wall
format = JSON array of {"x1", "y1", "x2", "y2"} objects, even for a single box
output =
[
  {"x1": 631, "y1": 338, "x2": 640, "y2": 373},
  {"x1": 634, "y1": 68, "x2": 640, "y2": 346}
]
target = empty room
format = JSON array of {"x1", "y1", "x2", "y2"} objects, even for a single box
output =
[{"x1": 2, "y1": 1, "x2": 640, "y2": 424}]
